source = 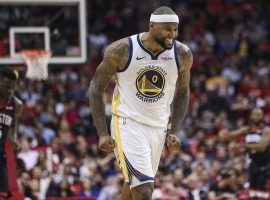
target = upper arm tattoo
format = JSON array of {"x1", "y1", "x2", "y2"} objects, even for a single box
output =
[
  {"x1": 176, "y1": 42, "x2": 193, "y2": 92},
  {"x1": 178, "y1": 43, "x2": 193, "y2": 71},
  {"x1": 88, "y1": 38, "x2": 130, "y2": 136},
  {"x1": 91, "y1": 38, "x2": 130, "y2": 90}
]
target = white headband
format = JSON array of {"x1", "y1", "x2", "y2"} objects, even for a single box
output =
[{"x1": 150, "y1": 14, "x2": 179, "y2": 23}]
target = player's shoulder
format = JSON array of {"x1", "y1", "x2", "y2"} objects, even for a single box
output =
[
  {"x1": 263, "y1": 126, "x2": 270, "y2": 134},
  {"x1": 104, "y1": 37, "x2": 130, "y2": 57},
  {"x1": 174, "y1": 40, "x2": 192, "y2": 56},
  {"x1": 102, "y1": 37, "x2": 131, "y2": 71},
  {"x1": 174, "y1": 40, "x2": 193, "y2": 70}
]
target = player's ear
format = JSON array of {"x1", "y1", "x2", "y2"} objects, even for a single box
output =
[{"x1": 149, "y1": 22, "x2": 154, "y2": 30}]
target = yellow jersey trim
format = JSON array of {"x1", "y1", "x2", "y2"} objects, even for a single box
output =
[{"x1": 112, "y1": 88, "x2": 129, "y2": 182}]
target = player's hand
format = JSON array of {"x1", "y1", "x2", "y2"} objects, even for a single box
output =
[
  {"x1": 98, "y1": 135, "x2": 116, "y2": 153},
  {"x1": 167, "y1": 134, "x2": 181, "y2": 152}
]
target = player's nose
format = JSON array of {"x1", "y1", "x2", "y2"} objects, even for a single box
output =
[{"x1": 168, "y1": 31, "x2": 177, "y2": 40}]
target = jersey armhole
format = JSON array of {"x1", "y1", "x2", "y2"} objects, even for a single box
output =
[
  {"x1": 117, "y1": 37, "x2": 133, "y2": 73},
  {"x1": 173, "y1": 40, "x2": 180, "y2": 71}
]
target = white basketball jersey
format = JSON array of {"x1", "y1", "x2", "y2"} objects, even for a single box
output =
[{"x1": 111, "y1": 33, "x2": 180, "y2": 128}]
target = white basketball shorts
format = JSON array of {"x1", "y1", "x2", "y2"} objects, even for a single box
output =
[{"x1": 111, "y1": 114, "x2": 167, "y2": 188}]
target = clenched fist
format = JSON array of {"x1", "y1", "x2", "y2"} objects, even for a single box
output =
[
  {"x1": 167, "y1": 134, "x2": 181, "y2": 152},
  {"x1": 99, "y1": 135, "x2": 116, "y2": 153}
]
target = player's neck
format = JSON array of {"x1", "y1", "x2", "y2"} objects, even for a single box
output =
[
  {"x1": 141, "y1": 32, "x2": 164, "y2": 55},
  {"x1": 251, "y1": 122, "x2": 262, "y2": 129}
]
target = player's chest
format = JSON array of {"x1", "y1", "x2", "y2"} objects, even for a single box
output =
[
  {"x1": 0, "y1": 109, "x2": 14, "y2": 127},
  {"x1": 245, "y1": 131, "x2": 262, "y2": 143}
]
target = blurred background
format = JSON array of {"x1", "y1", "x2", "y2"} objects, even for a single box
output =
[{"x1": 1, "y1": 0, "x2": 270, "y2": 199}]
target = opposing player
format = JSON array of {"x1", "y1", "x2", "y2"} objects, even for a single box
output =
[
  {"x1": 89, "y1": 6, "x2": 193, "y2": 200},
  {"x1": 224, "y1": 108, "x2": 270, "y2": 199},
  {"x1": 0, "y1": 69, "x2": 23, "y2": 200}
]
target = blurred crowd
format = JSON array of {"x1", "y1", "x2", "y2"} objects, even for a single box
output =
[{"x1": 5, "y1": 0, "x2": 270, "y2": 199}]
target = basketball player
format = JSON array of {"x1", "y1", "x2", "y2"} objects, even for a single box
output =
[
  {"x1": 89, "y1": 6, "x2": 192, "y2": 200},
  {"x1": 226, "y1": 108, "x2": 270, "y2": 200},
  {"x1": 0, "y1": 69, "x2": 23, "y2": 200}
]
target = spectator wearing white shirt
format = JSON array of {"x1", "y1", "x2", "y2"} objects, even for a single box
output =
[{"x1": 18, "y1": 137, "x2": 39, "y2": 171}]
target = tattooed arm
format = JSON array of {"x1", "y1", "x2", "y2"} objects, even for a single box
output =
[
  {"x1": 89, "y1": 38, "x2": 130, "y2": 152},
  {"x1": 167, "y1": 42, "x2": 193, "y2": 152},
  {"x1": 170, "y1": 42, "x2": 193, "y2": 134}
]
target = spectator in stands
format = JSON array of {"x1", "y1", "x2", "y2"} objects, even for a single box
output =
[
  {"x1": 208, "y1": 169, "x2": 237, "y2": 200},
  {"x1": 79, "y1": 179, "x2": 94, "y2": 197},
  {"x1": 17, "y1": 137, "x2": 39, "y2": 171},
  {"x1": 187, "y1": 173, "x2": 207, "y2": 200}
]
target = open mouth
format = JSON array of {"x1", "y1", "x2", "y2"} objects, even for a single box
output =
[{"x1": 165, "y1": 38, "x2": 173, "y2": 47}]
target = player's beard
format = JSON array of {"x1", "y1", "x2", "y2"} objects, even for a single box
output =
[{"x1": 154, "y1": 36, "x2": 173, "y2": 50}]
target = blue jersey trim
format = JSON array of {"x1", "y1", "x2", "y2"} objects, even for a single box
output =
[
  {"x1": 118, "y1": 37, "x2": 133, "y2": 72},
  {"x1": 136, "y1": 34, "x2": 166, "y2": 60},
  {"x1": 124, "y1": 153, "x2": 154, "y2": 185},
  {"x1": 173, "y1": 40, "x2": 180, "y2": 70},
  {"x1": 138, "y1": 177, "x2": 155, "y2": 182}
]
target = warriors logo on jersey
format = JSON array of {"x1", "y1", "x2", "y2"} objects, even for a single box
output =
[{"x1": 136, "y1": 65, "x2": 167, "y2": 103}]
